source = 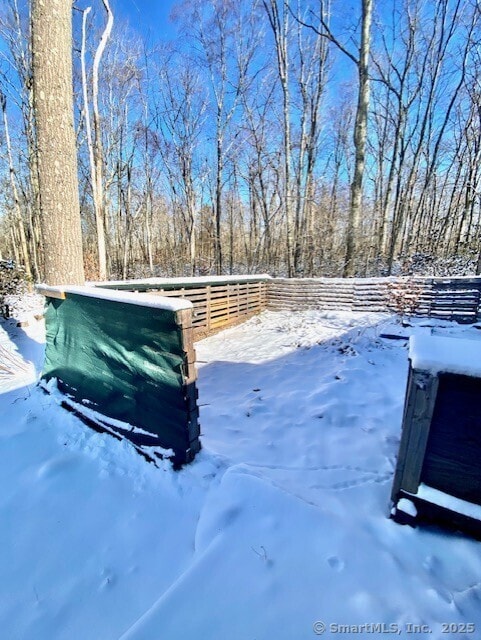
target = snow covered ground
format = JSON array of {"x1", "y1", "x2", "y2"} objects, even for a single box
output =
[{"x1": 1, "y1": 306, "x2": 481, "y2": 640}]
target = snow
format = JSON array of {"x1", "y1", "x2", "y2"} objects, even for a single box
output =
[
  {"x1": 91, "y1": 274, "x2": 271, "y2": 287},
  {"x1": 36, "y1": 284, "x2": 192, "y2": 312},
  {"x1": 40, "y1": 378, "x2": 175, "y2": 458},
  {"x1": 415, "y1": 484, "x2": 481, "y2": 522},
  {"x1": 2, "y1": 291, "x2": 44, "y2": 321},
  {"x1": 410, "y1": 333, "x2": 481, "y2": 377},
  {"x1": 397, "y1": 498, "x2": 418, "y2": 518},
  {"x1": 1, "y1": 306, "x2": 481, "y2": 639}
]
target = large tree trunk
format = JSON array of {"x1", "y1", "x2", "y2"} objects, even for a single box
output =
[
  {"x1": 31, "y1": 0, "x2": 84, "y2": 285},
  {"x1": 344, "y1": 0, "x2": 372, "y2": 277}
]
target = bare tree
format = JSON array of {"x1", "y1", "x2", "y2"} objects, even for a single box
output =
[
  {"x1": 297, "y1": 0, "x2": 373, "y2": 275},
  {"x1": 80, "y1": 0, "x2": 113, "y2": 281},
  {"x1": 153, "y1": 49, "x2": 207, "y2": 275},
  {"x1": 0, "y1": 0, "x2": 41, "y2": 278},
  {"x1": 31, "y1": 0, "x2": 84, "y2": 284},
  {"x1": 0, "y1": 0, "x2": 477, "y2": 281},
  {"x1": 0, "y1": 89, "x2": 32, "y2": 279},
  {"x1": 263, "y1": 0, "x2": 295, "y2": 276}
]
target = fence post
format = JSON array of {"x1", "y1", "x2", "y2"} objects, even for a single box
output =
[{"x1": 206, "y1": 285, "x2": 211, "y2": 333}]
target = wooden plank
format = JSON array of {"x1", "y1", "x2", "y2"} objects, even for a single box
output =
[
  {"x1": 181, "y1": 293, "x2": 209, "y2": 303},
  {"x1": 175, "y1": 308, "x2": 193, "y2": 329},
  {"x1": 207, "y1": 293, "x2": 260, "y2": 308},
  {"x1": 209, "y1": 303, "x2": 262, "y2": 319},
  {"x1": 175, "y1": 309, "x2": 196, "y2": 372},
  {"x1": 268, "y1": 287, "x2": 355, "y2": 294},
  {"x1": 209, "y1": 311, "x2": 257, "y2": 329},
  {"x1": 218, "y1": 295, "x2": 262, "y2": 308},
  {"x1": 392, "y1": 367, "x2": 417, "y2": 500},
  {"x1": 392, "y1": 369, "x2": 439, "y2": 498},
  {"x1": 191, "y1": 300, "x2": 208, "y2": 310},
  {"x1": 142, "y1": 275, "x2": 481, "y2": 334},
  {"x1": 267, "y1": 292, "x2": 355, "y2": 301},
  {"x1": 192, "y1": 320, "x2": 207, "y2": 328},
  {"x1": 149, "y1": 290, "x2": 182, "y2": 297},
  {"x1": 267, "y1": 287, "x2": 355, "y2": 294},
  {"x1": 36, "y1": 285, "x2": 66, "y2": 300},
  {"x1": 267, "y1": 296, "x2": 354, "y2": 304},
  {"x1": 420, "y1": 374, "x2": 481, "y2": 504},
  {"x1": 208, "y1": 288, "x2": 232, "y2": 298},
  {"x1": 206, "y1": 285, "x2": 211, "y2": 333}
]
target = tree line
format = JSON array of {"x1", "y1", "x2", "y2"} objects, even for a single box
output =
[{"x1": 1, "y1": 0, "x2": 481, "y2": 282}]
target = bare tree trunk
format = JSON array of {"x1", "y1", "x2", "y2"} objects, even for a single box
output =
[
  {"x1": 31, "y1": 0, "x2": 84, "y2": 285},
  {"x1": 264, "y1": 0, "x2": 294, "y2": 276},
  {"x1": 82, "y1": 0, "x2": 113, "y2": 281},
  {"x1": 10, "y1": 227, "x2": 20, "y2": 263},
  {"x1": 26, "y1": 80, "x2": 42, "y2": 280},
  {"x1": 215, "y1": 131, "x2": 223, "y2": 274},
  {"x1": 1, "y1": 0, "x2": 42, "y2": 278},
  {"x1": 344, "y1": 0, "x2": 372, "y2": 276},
  {"x1": 295, "y1": 0, "x2": 372, "y2": 276},
  {"x1": 1, "y1": 91, "x2": 32, "y2": 279}
]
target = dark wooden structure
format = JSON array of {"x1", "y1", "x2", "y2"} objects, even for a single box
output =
[{"x1": 391, "y1": 334, "x2": 481, "y2": 537}]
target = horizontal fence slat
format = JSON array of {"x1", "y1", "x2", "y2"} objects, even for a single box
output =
[{"x1": 267, "y1": 276, "x2": 481, "y2": 323}]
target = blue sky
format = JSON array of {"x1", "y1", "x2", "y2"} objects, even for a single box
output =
[{"x1": 113, "y1": 0, "x2": 178, "y2": 41}]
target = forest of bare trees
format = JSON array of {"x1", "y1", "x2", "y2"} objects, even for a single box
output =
[{"x1": 1, "y1": 0, "x2": 481, "y2": 281}]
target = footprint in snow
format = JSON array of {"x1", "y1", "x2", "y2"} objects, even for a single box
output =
[
  {"x1": 37, "y1": 453, "x2": 81, "y2": 479},
  {"x1": 327, "y1": 555, "x2": 345, "y2": 572}
]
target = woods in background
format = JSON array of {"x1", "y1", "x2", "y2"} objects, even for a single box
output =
[{"x1": 1, "y1": 0, "x2": 481, "y2": 281}]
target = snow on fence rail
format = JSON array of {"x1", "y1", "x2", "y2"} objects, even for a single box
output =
[{"x1": 36, "y1": 285, "x2": 201, "y2": 465}]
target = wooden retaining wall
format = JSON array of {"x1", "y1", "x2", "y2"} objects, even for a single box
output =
[{"x1": 267, "y1": 277, "x2": 481, "y2": 323}]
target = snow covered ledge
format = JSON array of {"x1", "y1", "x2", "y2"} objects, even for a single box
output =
[
  {"x1": 409, "y1": 333, "x2": 481, "y2": 377},
  {"x1": 36, "y1": 284, "x2": 201, "y2": 466},
  {"x1": 36, "y1": 284, "x2": 193, "y2": 312},
  {"x1": 415, "y1": 484, "x2": 481, "y2": 521}
]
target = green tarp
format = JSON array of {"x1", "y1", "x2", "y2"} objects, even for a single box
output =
[{"x1": 42, "y1": 292, "x2": 200, "y2": 463}]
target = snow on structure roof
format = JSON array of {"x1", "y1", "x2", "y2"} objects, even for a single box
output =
[
  {"x1": 36, "y1": 284, "x2": 192, "y2": 312},
  {"x1": 409, "y1": 333, "x2": 481, "y2": 377}
]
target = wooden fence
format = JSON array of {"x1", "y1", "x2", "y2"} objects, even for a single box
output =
[
  {"x1": 97, "y1": 276, "x2": 269, "y2": 338},
  {"x1": 267, "y1": 277, "x2": 389, "y2": 312},
  {"x1": 388, "y1": 277, "x2": 481, "y2": 323},
  {"x1": 266, "y1": 276, "x2": 481, "y2": 323},
  {"x1": 150, "y1": 281, "x2": 267, "y2": 337},
  {"x1": 97, "y1": 274, "x2": 481, "y2": 332}
]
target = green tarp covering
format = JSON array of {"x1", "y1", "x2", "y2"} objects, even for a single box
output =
[{"x1": 42, "y1": 292, "x2": 200, "y2": 463}]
